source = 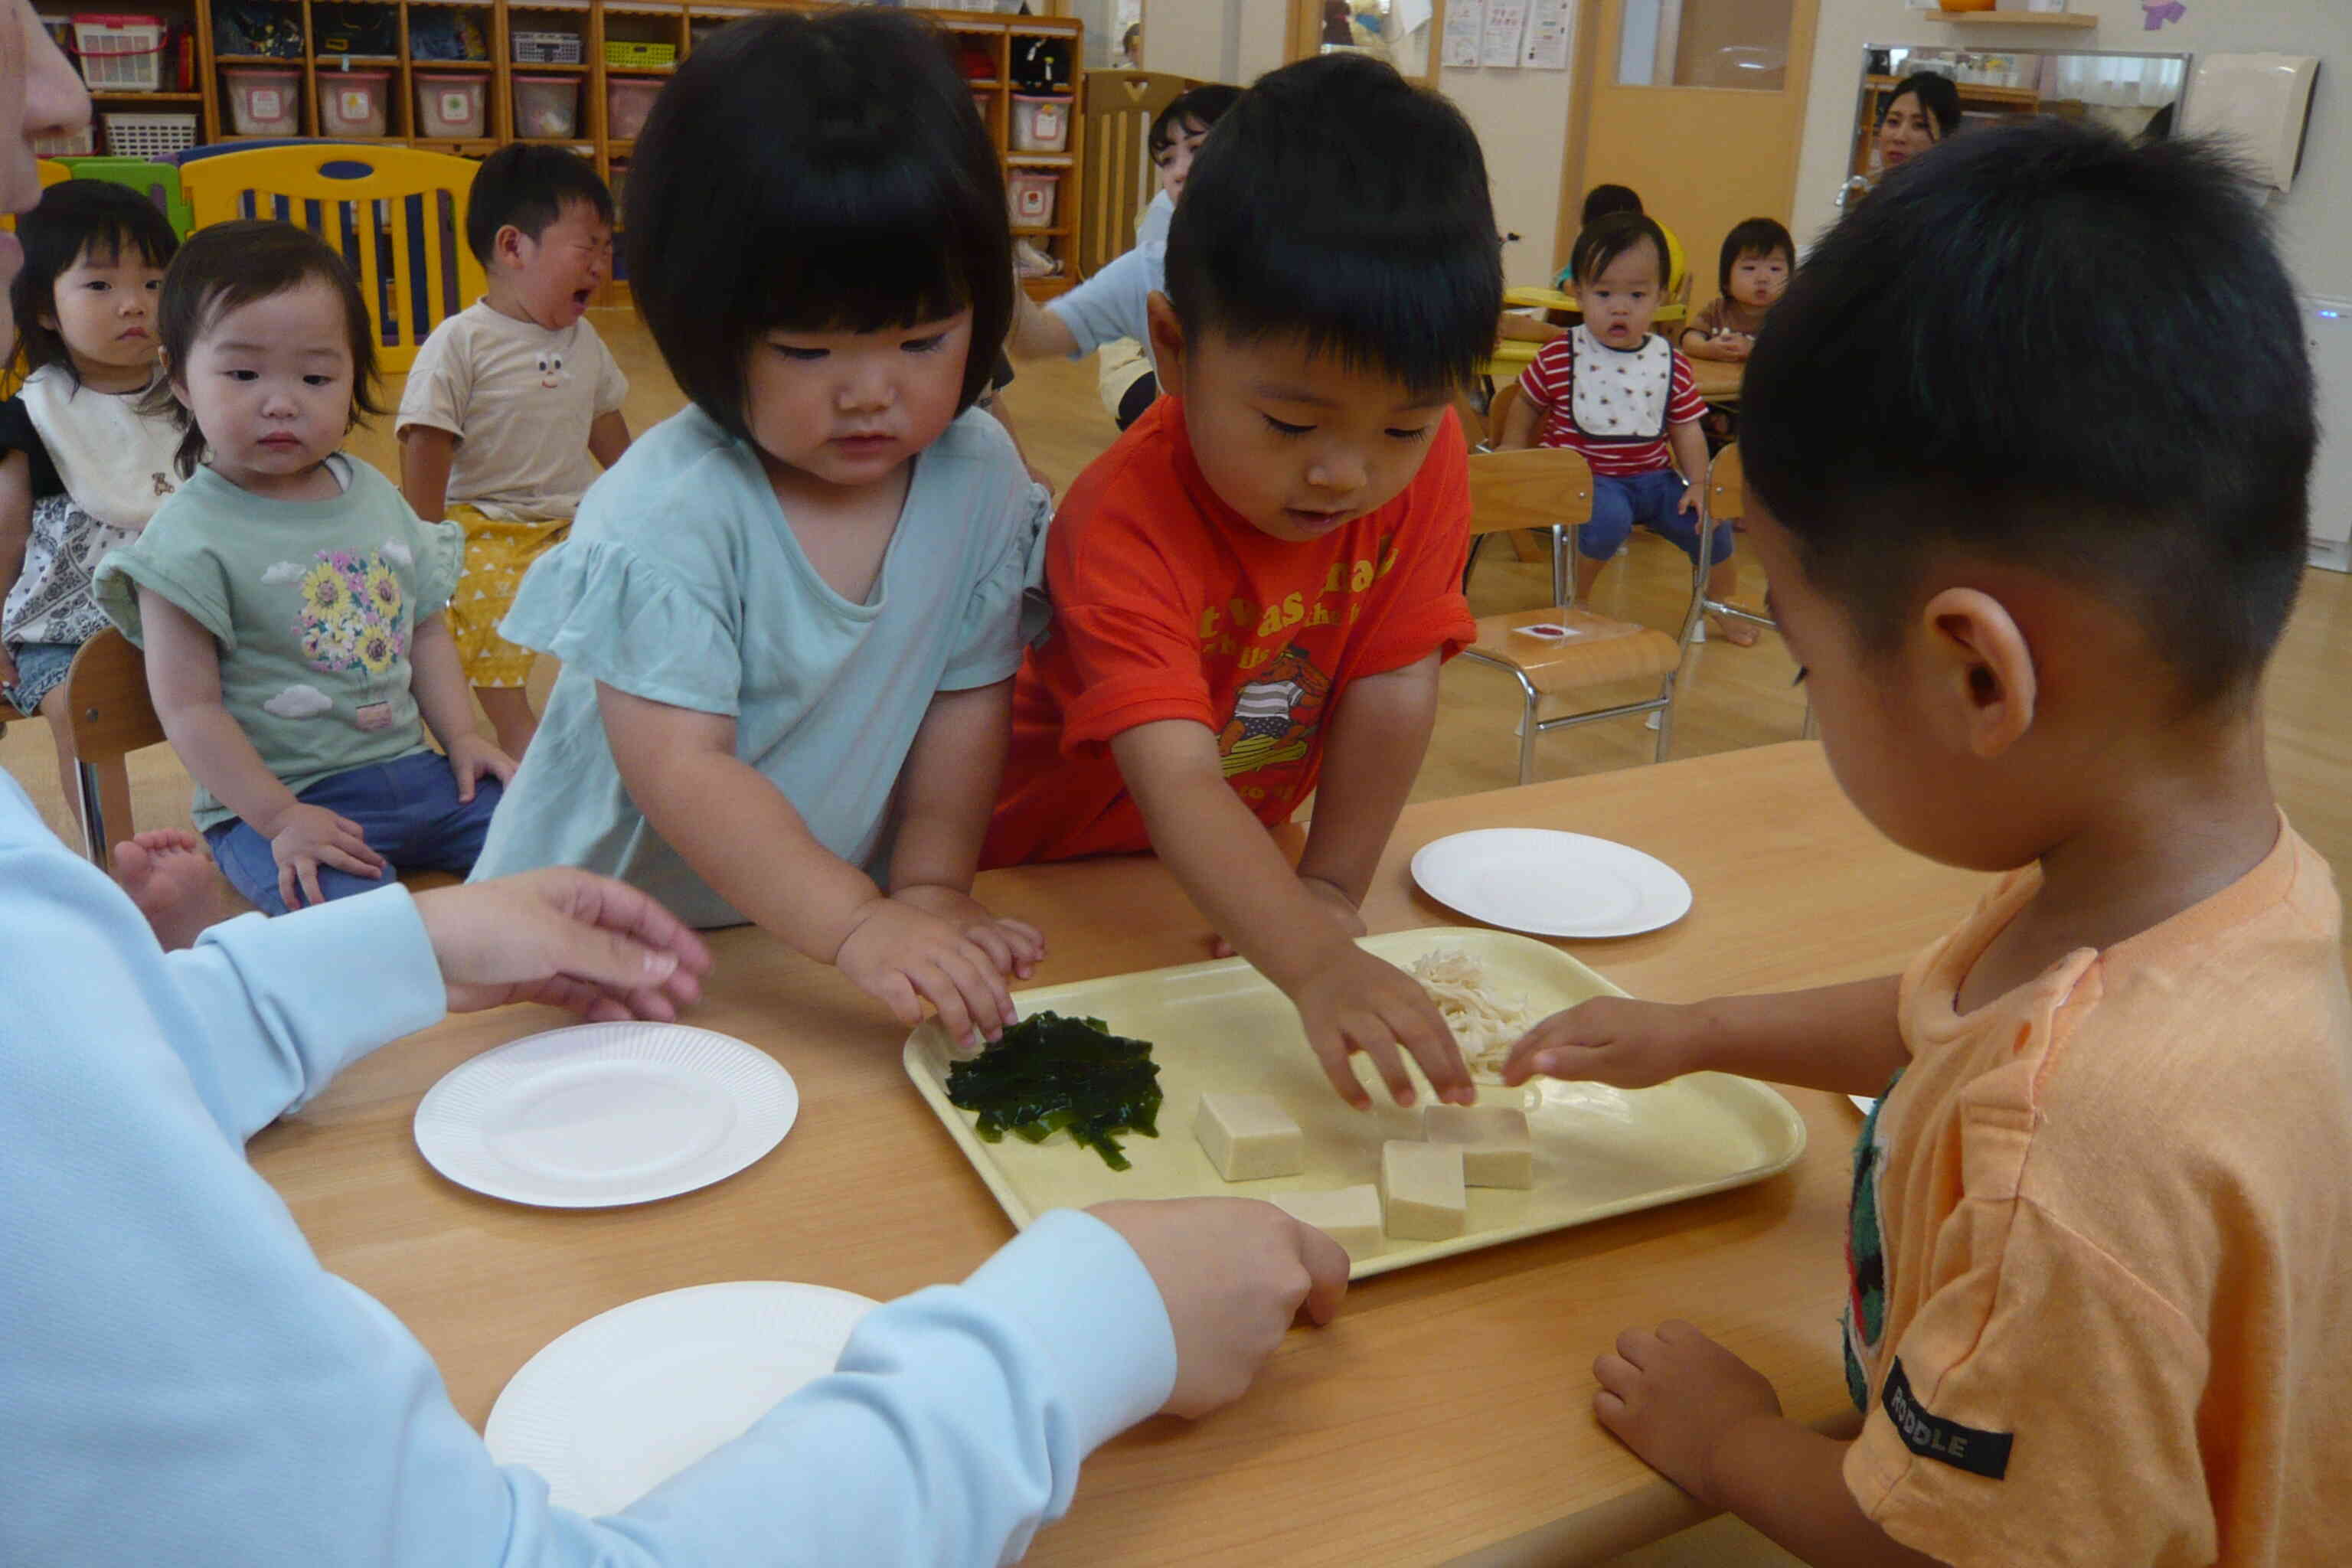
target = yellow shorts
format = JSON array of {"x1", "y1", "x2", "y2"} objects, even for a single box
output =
[{"x1": 445, "y1": 504, "x2": 570, "y2": 688}]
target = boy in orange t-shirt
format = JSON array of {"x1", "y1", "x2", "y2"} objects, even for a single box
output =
[
  {"x1": 985, "y1": 53, "x2": 1496, "y2": 1111},
  {"x1": 1500, "y1": 124, "x2": 2352, "y2": 1565}
]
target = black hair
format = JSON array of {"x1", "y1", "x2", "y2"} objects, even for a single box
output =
[
  {"x1": 1717, "y1": 217, "x2": 1794, "y2": 297},
  {"x1": 1580, "y1": 183, "x2": 1643, "y2": 227},
  {"x1": 622, "y1": 8, "x2": 1011, "y2": 439},
  {"x1": 1570, "y1": 212, "x2": 1669, "y2": 293},
  {"x1": 1148, "y1": 83, "x2": 1242, "y2": 162},
  {"x1": 152, "y1": 220, "x2": 384, "y2": 477},
  {"x1": 463, "y1": 143, "x2": 615, "y2": 267},
  {"x1": 1743, "y1": 121, "x2": 2313, "y2": 711},
  {"x1": 8, "y1": 180, "x2": 177, "y2": 381},
  {"x1": 1163, "y1": 52, "x2": 1501, "y2": 395},
  {"x1": 1883, "y1": 71, "x2": 1962, "y2": 141}
]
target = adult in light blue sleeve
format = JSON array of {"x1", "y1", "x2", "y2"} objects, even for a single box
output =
[{"x1": 0, "y1": 21, "x2": 1346, "y2": 1563}]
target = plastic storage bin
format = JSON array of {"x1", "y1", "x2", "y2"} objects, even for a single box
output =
[
  {"x1": 606, "y1": 77, "x2": 661, "y2": 140},
  {"x1": 513, "y1": 74, "x2": 579, "y2": 139},
  {"x1": 224, "y1": 65, "x2": 301, "y2": 136},
  {"x1": 604, "y1": 39, "x2": 673, "y2": 68},
  {"x1": 98, "y1": 110, "x2": 194, "y2": 161},
  {"x1": 318, "y1": 69, "x2": 390, "y2": 138},
  {"x1": 1005, "y1": 169, "x2": 1059, "y2": 230},
  {"x1": 72, "y1": 13, "x2": 166, "y2": 93},
  {"x1": 414, "y1": 73, "x2": 486, "y2": 139},
  {"x1": 1009, "y1": 94, "x2": 1067, "y2": 153},
  {"x1": 34, "y1": 122, "x2": 95, "y2": 155}
]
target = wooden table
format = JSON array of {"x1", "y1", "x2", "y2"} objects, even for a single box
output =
[
  {"x1": 1690, "y1": 357, "x2": 1744, "y2": 404},
  {"x1": 249, "y1": 742, "x2": 1987, "y2": 1566}
]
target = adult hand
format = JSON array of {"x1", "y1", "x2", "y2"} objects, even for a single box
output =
[
  {"x1": 266, "y1": 801, "x2": 384, "y2": 910},
  {"x1": 411, "y1": 868, "x2": 712, "y2": 1019},
  {"x1": 1089, "y1": 1197, "x2": 1350, "y2": 1419},
  {"x1": 1500, "y1": 995, "x2": 1704, "y2": 1088}
]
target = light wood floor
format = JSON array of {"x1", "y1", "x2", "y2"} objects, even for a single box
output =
[{"x1": 10, "y1": 314, "x2": 2347, "y2": 1568}]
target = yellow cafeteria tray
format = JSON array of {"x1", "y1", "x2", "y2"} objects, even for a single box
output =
[{"x1": 902, "y1": 926, "x2": 1807, "y2": 1279}]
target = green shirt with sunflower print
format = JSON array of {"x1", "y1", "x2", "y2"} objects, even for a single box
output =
[{"x1": 96, "y1": 456, "x2": 464, "y2": 832}]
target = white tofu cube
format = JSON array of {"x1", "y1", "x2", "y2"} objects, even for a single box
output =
[
  {"x1": 1380, "y1": 1140, "x2": 1467, "y2": 1240},
  {"x1": 1423, "y1": 1103, "x2": 1535, "y2": 1189},
  {"x1": 1192, "y1": 1092, "x2": 1305, "y2": 1181},
  {"x1": 1269, "y1": 1184, "x2": 1384, "y2": 1254}
]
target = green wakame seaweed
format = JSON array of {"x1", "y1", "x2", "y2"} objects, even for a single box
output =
[{"x1": 945, "y1": 1011, "x2": 1162, "y2": 1171}]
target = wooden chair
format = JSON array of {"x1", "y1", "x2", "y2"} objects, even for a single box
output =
[
  {"x1": 58, "y1": 628, "x2": 161, "y2": 872},
  {"x1": 1466, "y1": 381, "x2": 1555, "y2": 579},
  {"x1": 179, "y1": 145, "x2": 487, "y2": 374},
  {"x1": 1076, "y1": 69, "x2": 1197, "y2": 280},
  {"x1": 1457, "y1": 449, "x2": 1695, "y2": 782},
  {"x1": 1695, "y1": 443, "x2": 1815, "y2": 738}
]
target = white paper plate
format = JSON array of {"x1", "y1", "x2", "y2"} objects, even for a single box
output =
[
  {"x1": 485, "y1": 1281, "x2": 878, "y2": 1517},
  {"x1": 414, "y1": 1022, "x2": 798, "y2": 1207},
  {"x1": 1411, "y1": 828, "x2": 1694, "y2": 939}
]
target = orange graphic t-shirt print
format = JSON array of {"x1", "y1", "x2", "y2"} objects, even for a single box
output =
[{"x1": 983, "y1": 397, "x2": 1476, "y2": 867}]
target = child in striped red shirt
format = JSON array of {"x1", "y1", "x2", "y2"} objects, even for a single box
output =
[{"x1": 1496, "y1": 214, "x2": 1755, "y2": 642}]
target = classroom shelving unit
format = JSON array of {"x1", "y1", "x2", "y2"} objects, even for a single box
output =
[{"x1": 47, "y1": 2, "x2": 1083, "y2": 299}]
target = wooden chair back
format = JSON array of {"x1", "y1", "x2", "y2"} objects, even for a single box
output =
[
  {"x1": 59, "y1": 628, "x2": 165, "y2": 871},
  {"x1": 1076, "y1": 69, "x2": 1194, "y2": 279},
  {"x1": 180, "y1": 145, "x2": 488, "y2": 373},
  {"x1": 1706, "y1": 440, "x2": 1744, "y2": 522},
  {"x1": 1482, "y1": 382, "x2": 1523, "y2": 449},
  {"x1": 1465, "y1": 447, "x2": 1593, "y2": 537}
]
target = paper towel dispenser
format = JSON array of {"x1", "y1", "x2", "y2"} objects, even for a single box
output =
[{"x1": 2184, "y1": 54, "x2": 2321, "y2": 194}]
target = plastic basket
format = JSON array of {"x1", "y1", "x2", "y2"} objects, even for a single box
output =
[
  {"x1": 512, "y1": 74, "x2": 579, "y2": 139},
  {"x1": 603, "y1": 39, "x2": 673, "y2": 68},
  {"x1": 34, "y1": 122, "x2": 96, "y2": 155},
  {"x1": 72, "y1": 13, "x2": 167, "y2": 93},
  {"x1": 415, "y1": 73, "x2": 485, "y2": 139},
  {"x1": 98, "y1": 111, "x2": 194, "y2": 159},
  {"x1": 318, "y1": 69, "x2": 389, "y2": 137},
  {"x1": 511, "y1": 29, "x2": 580, "y2": 65}
]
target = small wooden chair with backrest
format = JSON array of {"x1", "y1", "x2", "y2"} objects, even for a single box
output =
[
  {"x1": 1076, "y1": 69, "x2": 1197, "y2": 280},
  {"x1": 1696, "y1": 442, "x2": 1815, "y2": 737},
  {"x1": 1458, "y1": 449, "x2": 1696, "y2": 782},
  {"x1": 1468, "y1": 381, "x2": 1565, "y2": 583},
  {"x1": 179, "y1": 145, "x2": 487, "y2": 374},
  {"x1": 58, "y1": 628, "x2": 161, "y2": 871}
]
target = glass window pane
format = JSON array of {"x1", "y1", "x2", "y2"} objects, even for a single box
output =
[
  {"x1": 1318, "y1": 0, "x2": 1434, "y2": 80},
  {"x1": 1617, "y1": 0, "x2": 1792, "y2": 91}
]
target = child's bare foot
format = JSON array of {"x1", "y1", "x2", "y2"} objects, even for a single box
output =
[
  {"x1": 114, "y1": 829, "x2": 230, "y2": 951},
  {"x1": 1707, "y1": 612, "x2": 1762, "y2": 647}
]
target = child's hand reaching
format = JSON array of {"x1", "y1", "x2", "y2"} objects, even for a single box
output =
[
  {"x1": 1212, "y1": 874, "x2": 1364, "y2": 959},
  {"x1": 266, "y1": 802, "x2": 386, "y2": 910},
  {"x1": 444, "y1": 734, "x2": 517, "y2": 802},
  {"x1": 893, "y1": 883, "x2": 1047, "y2": 982},
  {"x1": 1592, "y1": 1319, "x2": 1783, "y2": 1509},
  {"x1": 1289, "y1": 945, "x2": 1475, "y2": 1110},
  {"x1": 1500, "y1": 996, "x2": 1703, "y2": 1088},
  {"x1": 836, "y1": 894, "x2": 1022, "y2": 1049}
]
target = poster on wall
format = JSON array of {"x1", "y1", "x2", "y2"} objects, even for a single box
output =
[
  {"x1": 1522, "y1": 0, "x2": 1570, "y2": 69},
  {"x1": 1443, "y1": 0, "x2": 1485, "y2": 67},
  {"x1": 1482, "y1": 0, "x2": 1527, "y2": 67}
]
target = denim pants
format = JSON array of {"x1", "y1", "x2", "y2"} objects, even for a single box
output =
[
  {"x1": 1578, "y1": 468, "x2": 1733, "y2": 567},
  {"x1": 205, "y1": 749, "x2": 501, "y2": 915}
]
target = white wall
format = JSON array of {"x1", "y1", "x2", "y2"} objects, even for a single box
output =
[
  {"x1": 1143, "y1": 2, "x2": 1577, "y2": 292},
  {"x1": 1793, "y1": 0, "x2": 2350, "y2": 297},
  {"x1": 1436, "y1": 65, "x2": 1577, "y2": 289}
]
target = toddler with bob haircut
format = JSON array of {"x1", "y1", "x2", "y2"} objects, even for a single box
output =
[
  {"x1": 472, "y1": 9, "x2": 1055, "y2": 1054},
  {"x1": 1501, "y1": 121, "x2": 2352, "y2": 1567},
  {"x1": 987, "y1": 53, "x2": 1498, "y2": 1114}
]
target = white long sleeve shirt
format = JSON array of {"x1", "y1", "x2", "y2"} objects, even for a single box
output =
[{"x1": 0, "y1": 775, "x2": 1175, "y2": 1566}]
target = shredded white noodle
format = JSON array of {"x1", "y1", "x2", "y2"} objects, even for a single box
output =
[{"x1": 1410, "y1": 949, "x2": 1534, "y2": 1077}]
